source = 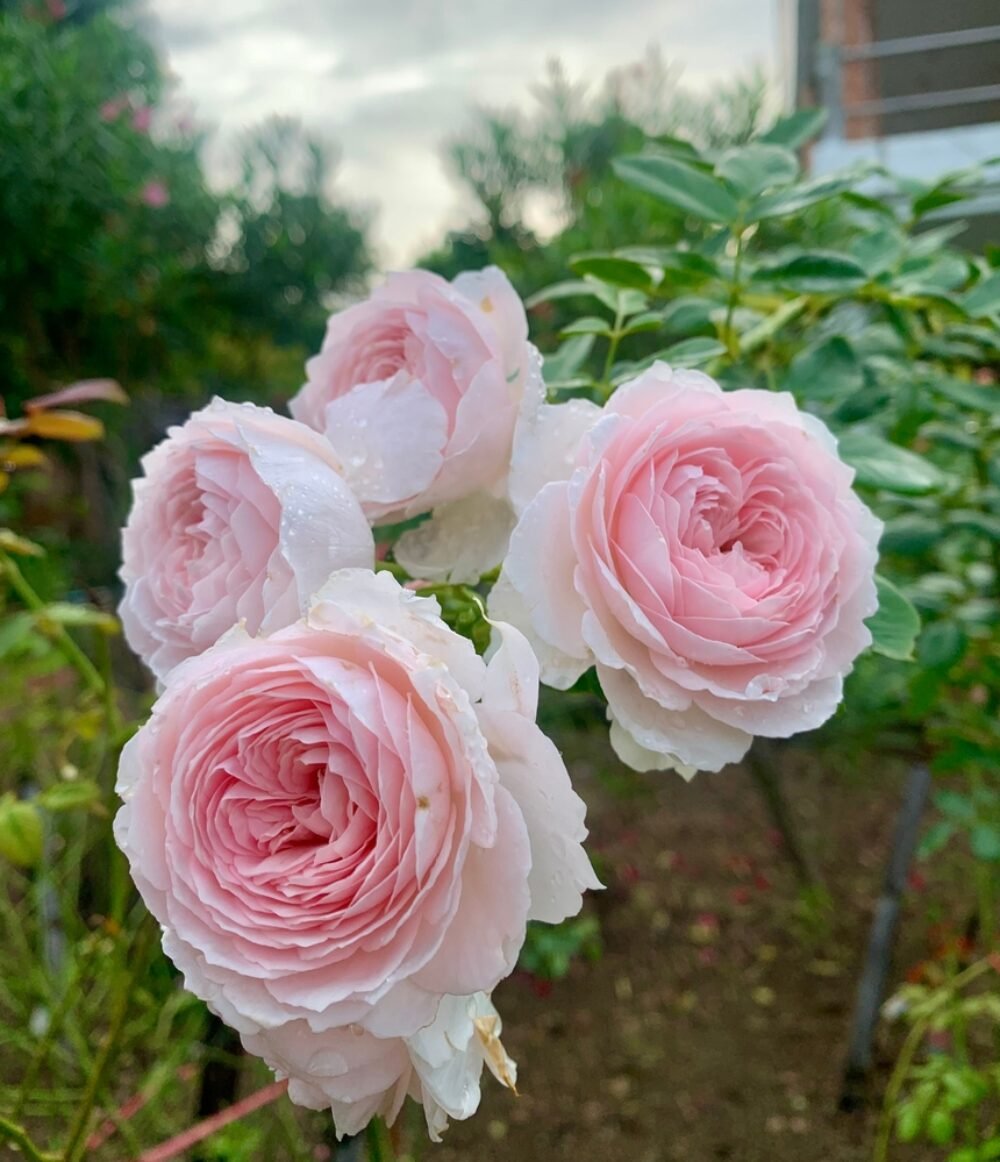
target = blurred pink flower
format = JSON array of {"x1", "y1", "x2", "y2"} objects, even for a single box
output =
[
  {"x1": 131, "y1": 105, "x2": 153, "y2": 133},
  {"x1": 99, "y1": 96, "x2": 128, "y2": 123},
  {"x1": 140, "y1": 180, "x2": 170, "y2": 209},
  {"x1": 45, "y1": 0, "x2": 67, "y2": 21}
]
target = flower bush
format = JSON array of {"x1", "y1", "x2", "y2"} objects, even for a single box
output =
[{"x1": 0, "y1": 93, "x2": 997, "y2": 1162}]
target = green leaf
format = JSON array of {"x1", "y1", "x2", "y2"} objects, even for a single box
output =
[
  {"x1": 618, "y1": 246, "x2": 719, "y2": 281},
  {"x1": 660, "y1": 337, "x2": 727, "y2": 367},
  {"x1": 582, "y1": 277, "x2": 649, "y2": 318},
  {"x1": 659, "y1": 296, "x2": 718, "y2": 336},
  {"x1": 651, "y1": 249, "x2": 721, "y2": 282},
  {"x1": 962, "y1": 272, "x2": 1000, "y2": 317},
  {"x1": 569, "y1": 254, "x2": 655, "y2": 290},
  {"x1": 936, "y1": 790, "x2": 976, "y2": 822},
  {"x1": 946, "y1": 509, "x2": 1000, "y2": 540},
  {"x1": 758, "y1": 107, "x2": 827, "y2": 149},
  {"x1": 931, "y1": 376, "x2": 1000, "y2": 414},
  {"x1": 620, "y1": 312, "x2": 665, "y2": 337},
  {"x1": 918, "y1": 820, "x2": 954, "y2": 859},
  {"x1": 783, "y1": 336, "x2": 861, "y2": 401},
  {"x1": 0, "y1": 798, "x2": 44, "y2": 869},
  {"x1": 738, "y1": 296, "x2": 809, "y2": 355},
  {"x1": 0, "y1": 611, "x2": 36, "y2": 659},
  {"x1": 37, "y1": 780, "x2": 102, "y2": 812},
  {"x1": 880, "y1": 515, "x2": 940, "y2": 556},
  {"x1": 912, "y1": 185, "x2": 968, "y2": 218},
  {"x1": 752, "y1": 251, "x2": 868, "y2": 293},
  {"x1": 970, "y1": 825, "x2": 1000, "y2": 861},
  {"x1": 559, "y1": 316, "x2": 612, "y2": 338},
  {"x1": 649, "y1": 134, "x2": 705, "y2": 163},
  {"x1": 928, "y1": 1110, "x2": 956, "y2": 1147},
  {"x1": 850, "y1": 227, "x2": 904, "y2": 278},
  {"x1": 543, "y1": 335, "x2": 595, "y2": 387},
  {"x1": 524, "y1": 279, "x2": 595, "y2": 308},
  {"x1": 716, "y1": 143, "x2": 799, "y2": 198},
  {"x1": 752, "y1": 171, "x2": 860, "y2": 220},
  {"x1": 867, "y1": 575, "x2": 921, "y2": 661},
  {"x1": 612, "y1": 153, "x2": 740, "y2": 225},
  {"x1": 917, "y1": 621, "x2": 967, "y2": 671},
  {"x1": 839, "y1": 432, "x2": 947, "y2": 494}
]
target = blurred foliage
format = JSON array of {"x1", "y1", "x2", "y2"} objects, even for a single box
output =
[
  {"x1": 0, "y1": 0, "x2": 372, "y2": 588},
  {"x1": 420, "y1": 52, "x2": 769, "y2": 305},
  {"x1": 881, "y1": 957, "x2": 1000, "y2": 1161},
  {"x1": 0, "y1": 0, "x2": 371, "y2": 408}
]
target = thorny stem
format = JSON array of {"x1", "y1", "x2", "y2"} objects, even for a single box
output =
[{"x1": 0, "y1": 550, "x2": 105, "y2": 698}]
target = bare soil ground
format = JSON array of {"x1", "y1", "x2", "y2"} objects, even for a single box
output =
[{"x1": 435, "y1": 726, "x2": 944, "y2": 1162}]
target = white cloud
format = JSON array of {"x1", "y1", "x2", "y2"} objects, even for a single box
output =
[{"x1": 148, "y1": 0, "x2": 778, "y2": 263}]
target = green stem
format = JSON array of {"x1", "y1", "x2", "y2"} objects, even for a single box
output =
[
  {"x1": 365, "y1": 1116, "x2": 396, "y2": 1162},
  {"x1": 60, "y1": 921, "x2": 156, "y2": 1162},
  {"x1": 723, "y1": 222, "x2": 746, "y2": 359},
  {"x1": 873, "y1": 1013, "x2": 929, "y2": 1162},
  {"x1": 874, "y1": 957, "x2": 996, "y2": 1162},
  {"x1": 600, "y1": 302, "x2": 626, "y2": 392},
  {"x1": 0, "y1": 1115, "x2": 58, "y2": 1162},
  {"x1": 0, "y1": 551, "x2": 105, "y2": 699},
  {"x1": 12, "y1": 962, "x2": 82, "y2": 1120}
]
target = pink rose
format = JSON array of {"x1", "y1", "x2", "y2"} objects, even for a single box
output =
[
  {"x1": 492, "y1": 365, "x2": 881, "y2": 774},
  {"x1": 290, "y1": 267, "x2": 543, "y2": 581},
  {"x1": 114, "y1": 568, "x2": 597, "y2": 1056},
  {"x1": 119, "y1": 399, "x2": 373, "y2": 680},
  {"x1": 99, "y1": 95, "x2": 128, "y2": 123},
  {"x1": 244, "y1": 991, "x2": 517, "y2": 1140},
  {"x1": 131, "y1": 105, "x2": 153, "y2": 133},
  {"x1": 140, "y1": 179, "x2": 170, "y2": 209}
]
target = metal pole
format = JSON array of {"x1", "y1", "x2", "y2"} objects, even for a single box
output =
[{"x1": 839, "y1": 764, "x2": 933, "y2": 1111}]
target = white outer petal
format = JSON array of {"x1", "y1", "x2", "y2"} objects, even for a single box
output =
[
  {"x1": 488, "y1": 573, "x2": 589, "y2": 691},
  {"x1": 509, "y1": 398, "x2": 602, "y2": 515},
  {"x1": 482, "y1": 620, "x2": 540, "y2": 720},
  {"x1": 600, "y1": 665, "x2": 753, "y2": 775},
  {"x1": 319, "y1": 374, "x2": 449, "y2": 520},
  {"x1": 478, "y1": 704, "x2": 601, "y2": 923},
  {"x1": 394, "y1": 492, "x2": 516, "y2": 583},
  {"x1": 307, "y1": 568, "x2": 487, "y2": 702},
  {"x1": 407, "y1": 992, "x2": 516, "y2": 1143},
  {"x1": 494, "y1": 480, "x2": 590, "y2": 679}
]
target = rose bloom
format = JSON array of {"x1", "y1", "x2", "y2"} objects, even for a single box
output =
[
  {"x1": 245, "y1": 991, "x2": 517, "y2": 1140},
  {"x1": 119, "y1": 399, "x2": 373, "y2": 681},
  {"x1": 290, "y1": 267, "x2": 543, "y2": 581},
  {"x1": 115, "y1": 569, "x2": 598, "y2": 1134},
  {"x1": 492, "y1": 364, "x2": 882, "y2": 774},
  {"x1": 140, "y1": 179, "x2": 170, "y2": 208}
]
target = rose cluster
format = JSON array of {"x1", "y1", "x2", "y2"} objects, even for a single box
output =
[{"x1": 116, "y1": 266, "x2": 880, "y2": 1139}]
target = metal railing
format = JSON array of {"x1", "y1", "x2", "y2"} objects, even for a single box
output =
[{"x1": 818, "y1": 19, "x2": 1000, "y2": 138}]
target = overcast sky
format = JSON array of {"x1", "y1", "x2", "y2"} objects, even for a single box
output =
[{"x1": 148, "y1": 0, "x2": 779, "y2": 265}]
